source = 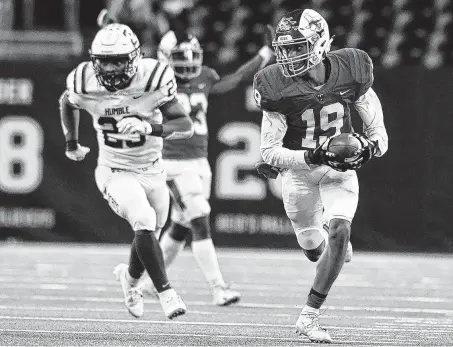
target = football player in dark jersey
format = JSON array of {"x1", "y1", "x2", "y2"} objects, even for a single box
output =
[
  {"x1": 138, "y1": 30, "x2": 274, "y2": 305},
  {"x1": 253, "y1": 9, "x2": 388, "y2": 343}
]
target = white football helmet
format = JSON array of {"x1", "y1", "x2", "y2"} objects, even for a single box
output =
[
  {"x1": 273, "y1": 9, "x2": 333, "y2": 77},
  {"x1": 158, "y1": 30, "x2": 203, "y2": 80},
  {"x1": 89, "y1": 24, "x2": 141, "y2": 91}
]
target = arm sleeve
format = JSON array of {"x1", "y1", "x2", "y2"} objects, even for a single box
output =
[
  {"x1": 354, "y1": 87, "x2": 388, "y2": 156},
  {"x1": 260, "y1": 110, "x2": 310, "y2": 169}
]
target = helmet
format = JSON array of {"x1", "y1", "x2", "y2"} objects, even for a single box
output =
[
  {"x1": 89, "y1": 24, "x2": 141, "y2": 91},
  {"x1": 158, "y1": 30, "x2": 203, "y2": 80},
  {"x1": 273, "y1": 9, "x2": 332, "y2": 77}
]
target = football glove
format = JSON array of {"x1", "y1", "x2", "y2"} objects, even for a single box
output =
[
  {"x1": 65, "y1": 142, "x2": 90, "y2": 161},
  {"x1": 345, "y1": 133, "x2": 378, "y2": 170},
  {"x1": 117, "y1": 117, "x2": 152, "y2": 135},
  {"x1": 305, "y1": 138, "x2": 348, "y2": 172},
  {"x1": 255, "y1": 162, "x2": 281, "y2": 179}
]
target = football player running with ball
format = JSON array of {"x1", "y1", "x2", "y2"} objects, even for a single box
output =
[
  {"x1": 59, "y1": 24, "x2": 194, "y2": 320},
  {"x1": 253, "y1": 9, "x2": 388, "y2": 343},
  {"x1": 138, "y1": 30, "x2": 274, "y2": 306}
]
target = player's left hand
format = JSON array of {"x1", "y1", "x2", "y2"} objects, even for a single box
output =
[
  {"x1": 117, "y1": 117, "x2": 151, "y2": 135},
  {"x1": 255, "y1": 162, "x2": 281, "y2": 179},
  {"x1": 346, "y1": 133, "x2": 378, "y2": 170}
]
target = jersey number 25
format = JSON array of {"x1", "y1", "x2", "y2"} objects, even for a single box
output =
[{"x1": 98, "y1": 117, "x2": 145, "y2": 148}]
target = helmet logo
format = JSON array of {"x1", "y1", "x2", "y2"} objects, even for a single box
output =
[
  {"x1": 277, "y1": 35, "x2": 293, "y2": 42},
  {"x1": 299, "y1": 11, "x2": 325, "y2": 39},
  {"x1": 276, "y1": 17, "x2": 298, "y2": 32}
]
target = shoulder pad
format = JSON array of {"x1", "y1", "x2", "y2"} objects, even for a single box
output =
[
  {"x1": 335, "y1": 48, "x2": 374, "y2": 85},
  {"x1": 66, "y1": 61, "x2": 91, "y2": 94},
  {"x1": 141, "y1": 58, "x2": 175, "y2": 94},
  {"x1": 252, "y1": 64, "x2": 282, "y2": 112},
  {"x1": 333, "y1": 48, "x2": 374, "y2": 98}
]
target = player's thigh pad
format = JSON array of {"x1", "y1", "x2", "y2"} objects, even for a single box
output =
[
  {"x1": 320, "y1": 169, "x2": 359, "y2": 223},
  {"x1": 198, "y1": 158, "x2": 212, "y2": 199},
  {"x1": 139, "y1": 173, "x2": 170, "y2": 231},
  {"x1": 167, "y1": 169, "x2": 211, "y2": 222},
  {"x1": 95, "y1": 166, "x2": 157, "y2": 231},
  {"x1": 281, "y1": 168, "x2": 324, "y2": 231}
]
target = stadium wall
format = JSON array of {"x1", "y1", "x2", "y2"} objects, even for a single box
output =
[{"x1": 0, "y1": 61, "x2": 452, "y2": 252}]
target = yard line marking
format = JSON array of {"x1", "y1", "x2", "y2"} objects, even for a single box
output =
[
  {"x1": 4, "y1": 283, "x2": 453, "y2": 303},
  {"x1": 1, "y1": 305, "x2": 452, "y2": 326},
  {"x1": 1, "y1": 294, "x2": 452, "y2": 315},
  {"x1": 0, "y1": 316, "x2": 451, "y2": 334},
  {"x1": 1, "y1": 275, "x2": 452, "y2": 291}
]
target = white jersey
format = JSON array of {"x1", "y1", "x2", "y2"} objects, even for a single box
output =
[{"x1": 66, "y1": 58, "x2": 177, "y2": 170}]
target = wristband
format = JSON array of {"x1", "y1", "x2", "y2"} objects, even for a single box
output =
[
  {"x1": 66, "y1": 140, "x2": 78, "y2": 151},
  {"x1": 150, "y1": 124, "x2": 164, "y2": 137}
]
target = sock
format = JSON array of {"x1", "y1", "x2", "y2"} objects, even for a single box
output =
[
  {"x1": 127, "y1": 238, "x2": 144, "y2": 285},
  {"x1": 134, "y1": 231, "x2": 171, "y2": 293},
  {"x1": 160, "y1": 231, "x2": 186, "y2": 268},
  {"x1": 191, "y1": 238, "x2": 225, "y2": 287},
  {"x1": 302, "y1": 305, "x2": 319, "y2": 314},
  {"x1": 306, "y1": 287, "x2": 327, "y2": 309}
]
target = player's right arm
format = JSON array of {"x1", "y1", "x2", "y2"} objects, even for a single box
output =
[{"x1": 58, "y1": 67, "x2": 90, "y2": 161}]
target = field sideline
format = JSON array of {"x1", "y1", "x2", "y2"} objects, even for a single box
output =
[{"x1": 0, "y1": 242, "x2": 452, "y2": 346}]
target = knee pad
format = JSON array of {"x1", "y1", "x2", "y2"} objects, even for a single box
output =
[
  {"x1": 129, "y1": 206, "x2": 157, "y2": 232},
  {"x1": 296, "y1": 228, "x2": 326, "y2": 250}
]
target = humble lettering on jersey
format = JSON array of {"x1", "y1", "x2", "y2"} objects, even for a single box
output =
[{"x1": 105, "y1": 106, "x2": 130, "y2": 116}]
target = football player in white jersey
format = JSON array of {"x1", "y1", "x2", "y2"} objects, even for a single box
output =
[
  {"x1": 58, "y1": 24, "x2": 194, "y2": 320},
  {"x1": 137, "y1": 29, "x2": 274, "y2": 305}
]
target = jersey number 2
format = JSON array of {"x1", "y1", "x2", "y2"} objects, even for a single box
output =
[
  {"x1": 98, "y1": 117, "x2": 145, "y2": 148},
  {"x1": 177, "y1": 93, "x2": 208, "y2": 135},
  {"x1": 301, "y1": 102, "x2": 346, "y2": 148}
]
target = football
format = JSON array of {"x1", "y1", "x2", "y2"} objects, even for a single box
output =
[{"x1": 327, "y1": 133, "x2": 362, "y2": 161}]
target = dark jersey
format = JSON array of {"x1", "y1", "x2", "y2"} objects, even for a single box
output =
[
  {"x1": 162, "y1": 66, "x2": 220, "y2": 159},
  {"x1": 253, "y1": 48, "x2": 373, "y2": 150}
]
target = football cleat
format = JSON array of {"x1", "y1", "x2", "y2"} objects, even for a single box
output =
[
  {"x1": 212, "y1": 284, "x2": 241, "y2": 306},
  {"x1": 113, "y1": 263, "x2": 144, "y2": 318},
  {"x1": 296, "y1": 310, "x2": 332, "y2": 343},
  {"x1": 158, "y1": 288, "x2": 187, "y2": 319}
]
